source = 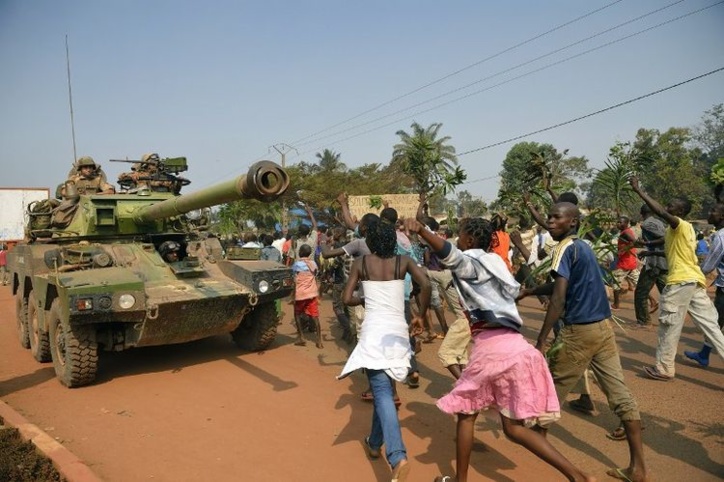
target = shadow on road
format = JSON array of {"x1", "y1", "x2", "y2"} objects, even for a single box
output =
[
  {"x1": 0, "y1": 367, "x2": 55, "y2": 397},
  {"x1": 94, "y1": 334, "x2": 299, "y2": 391}
]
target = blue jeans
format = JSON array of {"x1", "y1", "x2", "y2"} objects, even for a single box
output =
[{"x1": 366, "y1": 369, "x2": 406, "y2": 469}]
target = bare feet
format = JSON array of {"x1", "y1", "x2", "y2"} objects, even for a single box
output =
[
  {"x1": 316, "y1": 342, "x2": 324, "y2": 349},
  {"x1": 294, "y1": 339, "x2": 306, "y2": 346}
]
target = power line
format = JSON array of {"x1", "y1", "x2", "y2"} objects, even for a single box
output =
[
  {"x1": 289, "y1": 0, "x2": 625, "y2": 146},
  {"x1": 457, "y1": 66, "x2": 724, "y2": 160},
  {"x1": 290, "y1": 0, "x2": 722, "y2": 161},
  {"x1": 293, "y1": 0, "x2": 686, "y2": 150},
  {"x1": 200, "y1": 150, "x2": 272, "y2": 188}
]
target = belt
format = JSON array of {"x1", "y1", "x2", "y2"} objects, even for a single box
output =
[{"x1": 563, "y1": 319, "x2": 604, "y2": 327}]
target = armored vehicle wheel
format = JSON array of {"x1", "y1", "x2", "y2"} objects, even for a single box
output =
[
  {"x1": 15, "y1": 291, "x2": 30, "y2": 349},
  {"x1": 232, "y1": 303, "x2": 279, "y2": 351},
  {"x1": 48, "y1": 299, "x2": 98, "y2": 388},
  {"x1": 27, "y1": 292, "x2": 51, "y2": 362}
]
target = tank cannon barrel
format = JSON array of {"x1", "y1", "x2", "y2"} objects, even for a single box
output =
[{"x1": 133, "y1": 160, "x2": 289, "y2": 224}]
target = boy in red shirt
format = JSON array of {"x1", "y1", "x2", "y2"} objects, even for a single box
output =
[
  {"x1": 612, "y1": 216, "x2": 639, "y2": 310},
  {"x1": 291, "y1": 244, "x2": 323, "y2": 348}
]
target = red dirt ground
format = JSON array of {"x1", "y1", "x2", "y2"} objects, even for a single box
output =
[{"x1": 0, "y1": 284, "x2": 722, "y2": 481}]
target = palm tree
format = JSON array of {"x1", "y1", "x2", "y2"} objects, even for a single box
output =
[
  {"x1": 591, "y1": 157, "x2": 638, "y2": 216},
  {"x1": 391, "y1": 122, "x2": 465, "y2": 196},
  {"x1": 315, "y1": 149, "x2": 346, "y2": 172}
]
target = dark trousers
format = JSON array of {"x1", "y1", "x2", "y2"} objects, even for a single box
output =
[
  {"x1": 332, "y1": 283, "x2": 351, "y2": 334},
  {"x1": 634, "y1": 265, "x2": 667, "y2": 325}
]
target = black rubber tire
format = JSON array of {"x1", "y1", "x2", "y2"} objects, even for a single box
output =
[
  {"x1": 231, "y1": 303, "x2": 279, "y2": 351},
  {"x1": 48, "y1": 299, "x2": 98, "y2": 388},
  {"x1": 15, "y1": 291, "x2": 30, "y2": 349},
  {"x1": 27, "y1": 291, "x2": 51, "y2": 362}
]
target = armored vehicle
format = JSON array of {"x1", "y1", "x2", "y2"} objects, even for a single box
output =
[{"x1": 8, "y1": 160, "x2": 292, "y2": 387}]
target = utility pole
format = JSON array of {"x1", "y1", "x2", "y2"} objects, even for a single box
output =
[{"x1": 270, "y1": 143, "x2": 298, "y2": 231}]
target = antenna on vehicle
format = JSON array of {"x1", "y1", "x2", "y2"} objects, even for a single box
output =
[{"x1": 65, "y1": 34, "x2": 78, "y2": 162}]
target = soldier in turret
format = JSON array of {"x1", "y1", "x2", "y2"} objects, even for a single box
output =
[
  {"x1": 117, "y1": 153, "x2": 185, "y2": 194},
  {"x1": 62, "y1": 156, "x2": 115, "y2": 196}
]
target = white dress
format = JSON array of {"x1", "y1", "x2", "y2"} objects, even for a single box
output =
[{"x1": 338, "y1": 278, "x2": 411, "y2": 382}]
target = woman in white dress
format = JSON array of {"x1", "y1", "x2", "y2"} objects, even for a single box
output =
[{"x1": 339, "y1": 219, "x2": 430, "y2": 482}]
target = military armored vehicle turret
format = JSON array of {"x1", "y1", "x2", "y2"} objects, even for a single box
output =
[{"x1": 8, "y1": 160, "x2": 292, "y2": 387}]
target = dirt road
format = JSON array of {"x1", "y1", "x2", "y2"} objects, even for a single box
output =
[{"x1": 1, "y1": 284, "x2": 722, "y2": 481}]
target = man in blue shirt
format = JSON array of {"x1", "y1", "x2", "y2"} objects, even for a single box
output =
[
  {"x1": 685, "y1": 203, "x2": 724, "y2": 366},
  {"x1": 519, "y1": 202, "x2": 648, "y2": 482}
]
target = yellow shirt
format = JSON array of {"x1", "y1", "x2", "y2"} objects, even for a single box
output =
[{"x1": 665, "y1": 218, "x2": 706, "y2": 287}]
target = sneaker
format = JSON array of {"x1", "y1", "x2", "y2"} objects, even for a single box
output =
[{"x1": 684, "y1": 350, "x2": 709, "y2": 367}]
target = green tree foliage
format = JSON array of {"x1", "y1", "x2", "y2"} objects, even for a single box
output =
[
  {"x1": 631, "y1": 127, "x2": 711, "y2": 216},
  {"x1": 495, "y1": 142, "x2": 591, "y2": 216},
  {"x1": 455, "y1": 190, "x2": 488, "y2": 218},
  {"x1": 391, "y1": 122, "x2": 466, "y2": 196},
  {"x1": 694, "y1": 103, "x2": 724, "y2": 166},
  {"x1": 587, "y1": 142, "x2": 642, "y2": 216},
  {"x1": 315, "y1": 149, "x2": 347, "y2": 172},
  {"x1": 215, "y1": 199, "x2": 282, "y2": 236}
]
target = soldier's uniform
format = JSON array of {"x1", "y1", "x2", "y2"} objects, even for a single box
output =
[
  {"x1": 64, "y1": 156, "x2": 115, "y2": 195},
  {"x1": 118, "y1": 153, "x2": 180, "y2": 193}
]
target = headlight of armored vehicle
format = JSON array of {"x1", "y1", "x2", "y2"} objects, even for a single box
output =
[
  {"x1": 258, "y1": 280, "x2": 269, "y2": 294},
  {"x1": 119, "y1": 294, "x2": 136, "y2": 309}
]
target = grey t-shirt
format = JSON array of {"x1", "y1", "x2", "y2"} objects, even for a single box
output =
[
  {"x1": 343, "y1": 237, "x2": 371, "y2": 296},
  {"x1": 641, "y1": 216, "x2": 668, "y2": 270}
]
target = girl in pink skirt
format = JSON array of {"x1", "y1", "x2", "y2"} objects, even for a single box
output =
[{"x1": 405, "y1": 218, "x2": 593, "y2": 482}]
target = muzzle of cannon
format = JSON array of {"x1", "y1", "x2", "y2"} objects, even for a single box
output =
[{"x1": 133, "y1": 161, "x2": 289, "y2": 224}]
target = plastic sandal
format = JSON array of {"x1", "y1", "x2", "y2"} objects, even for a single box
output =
[{"x1": 643, "y1": 366, "x2": 673, "y2": 381}]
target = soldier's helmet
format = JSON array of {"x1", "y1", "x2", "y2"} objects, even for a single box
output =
[
  {"x1": 141, "y1": 153, "x2": 161, "y2": 164},
  {"x1": 76, "y1": 156, "x2": 97, "y2": 170},
  {"x1": 159, "y1": 240, "x2": 181, "y2": 258}
]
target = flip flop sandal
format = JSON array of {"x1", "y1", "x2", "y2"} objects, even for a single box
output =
[
  {"x1": 406, "y1": 375, "x2": 420, "y2": 389},
  {"x1": 643, "y1": 365, "x2": 673, "y2": 381},
  {"x1": 361, "y1": 390, "x2": 374, "y2": 402},
  {"x1": 434, "y1": 477, "x2": 455, "y2": 482},
  {"x1": 606, "y1": 467, "x2": 634, "y2": 482},
  {"x1": 391, "y1": 460, "x2": 410, "y2": 482},
  {"x1": 363, "y1": 437, "x2": 381, "y2": 459},
  {"x1": 606, "y1": 426, "x2": 627, "y2": 441}
]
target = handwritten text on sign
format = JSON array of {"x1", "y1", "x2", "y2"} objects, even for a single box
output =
[{"x1": 347, "y1": 194, "x2": 420, "y2": 222}]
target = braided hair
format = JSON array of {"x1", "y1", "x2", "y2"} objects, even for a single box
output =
[
  {"x1": 366, "y1": 218, "x2": 397, "y2": 258},
  {"x1": 459, "y1": 217, "x2": 498, "y2": 251}
]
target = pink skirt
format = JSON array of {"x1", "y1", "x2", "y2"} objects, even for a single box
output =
[{"x1": 436, "y1": 328, "x2": 561, "y2": 427}]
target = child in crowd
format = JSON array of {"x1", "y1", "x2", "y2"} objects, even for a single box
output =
[
  {"x1": 260, "y1": 233, "x2": 282, "y2": 263},
  {"x1": 404, "y1": 217, "x2": 591, "y2": 482},
  {"x1": 291, "y1": 244, "x2": 323, "y2": 349}
]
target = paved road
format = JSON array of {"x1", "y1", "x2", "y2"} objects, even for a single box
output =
[{"x1": 0, "y1": 284, "x2": 722, "y2": 481}]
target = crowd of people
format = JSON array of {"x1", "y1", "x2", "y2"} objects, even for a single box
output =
[
  {"x1": 235, "y1": 180, "x2": 723, "y2": 482},
  {"x1": 46, "y1": 155, "x2": 720, "y2": 482}
]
